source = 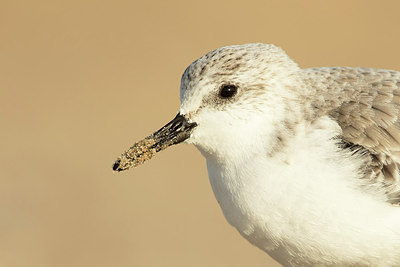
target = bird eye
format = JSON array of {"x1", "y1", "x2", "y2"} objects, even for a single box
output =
[{"x1": 219, "y1": 84, "x2": 238, "y2": 98}]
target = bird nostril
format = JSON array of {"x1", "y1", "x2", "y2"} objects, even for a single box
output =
[{"x1": 174, "y1": 122, "x2": 183, "y2": 131}]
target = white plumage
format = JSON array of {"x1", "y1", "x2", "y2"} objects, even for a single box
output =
[
  {"x1": 180, "y1": 44, "x2": 400, "y2": 266},
  {"x1": 114, "y1": 43, "x2": 400, "y2": 266}
]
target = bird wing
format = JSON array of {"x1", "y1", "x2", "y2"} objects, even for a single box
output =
[{"x1": 303, "y1": 67, "x2": 400, "y2": 204}]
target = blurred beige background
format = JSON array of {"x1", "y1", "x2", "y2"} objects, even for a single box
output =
[{"x1": 1, "y1": 1, "x2": 400, "y2": 266}]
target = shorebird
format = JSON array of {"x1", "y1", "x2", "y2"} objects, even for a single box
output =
[{"x1": 113, "y1": 43, "x2": 400, "y2": 266}]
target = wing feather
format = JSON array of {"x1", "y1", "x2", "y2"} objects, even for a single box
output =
[{"x1": 303, "y1": 67, "x2": 400, "y2": 204}]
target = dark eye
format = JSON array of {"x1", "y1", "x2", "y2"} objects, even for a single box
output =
[{"x1": 219, "y1": 84, "x2": 238, "y2": 98}]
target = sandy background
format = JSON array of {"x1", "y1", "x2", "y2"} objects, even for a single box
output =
[{"x1": 1, "y1": 1, "x2": 400, "y2": 266}]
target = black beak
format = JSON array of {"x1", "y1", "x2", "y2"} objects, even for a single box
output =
[
  {"x1": 113, "y1": 113, "x2": 197, "y2": 172},
  {"x1": 150, "y1": 113, "x2": 197, "y2": 148}
]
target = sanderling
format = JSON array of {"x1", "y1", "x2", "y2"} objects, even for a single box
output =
[{"x1": 113, "y1": 43, "x2": 400, "y2": 266}]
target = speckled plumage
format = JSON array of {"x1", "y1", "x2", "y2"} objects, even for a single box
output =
[
  {"x1": 180, "y1": 44, "x2": 400, "y2": 266},
  {"x1": 115, "y1": 43, "x2": 400, "y2": 266},
  {"x1": 305, "y1": 67, "x2": 400, "y2": 203}
]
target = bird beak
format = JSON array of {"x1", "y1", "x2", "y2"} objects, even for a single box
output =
[{"x1": 113, "y1": 113, "x2": 197, "y2": 172}]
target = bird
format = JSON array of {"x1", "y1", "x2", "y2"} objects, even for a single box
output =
[{"x1": 113, "y1": 43, "x2": 400, "y2": 266}]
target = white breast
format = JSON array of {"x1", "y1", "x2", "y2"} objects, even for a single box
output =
[{"x1": 201, "y1": 117, "x2": 400, "y2": 266}]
